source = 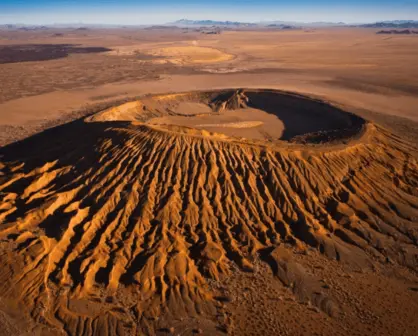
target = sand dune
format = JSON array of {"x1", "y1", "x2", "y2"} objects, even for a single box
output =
[{"x1": 0, "y1": 89, "x2": 417, "y2": 335}]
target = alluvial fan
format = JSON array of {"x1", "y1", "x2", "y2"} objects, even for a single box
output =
[{"x1": 0, "y1": 89, "x2": 417, "y2": 335}]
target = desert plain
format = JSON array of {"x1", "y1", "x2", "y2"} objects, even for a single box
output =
[{"x1": 0, "y1": 26, "x2": 417, "y2": 335}]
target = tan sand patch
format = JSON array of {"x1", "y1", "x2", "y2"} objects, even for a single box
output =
[
  {"x1": 147, "y1": 46, "x2": 234, "y2": 64},
  {"x1": 196, "y1": 121, "x2": 264, "y2": 128}
]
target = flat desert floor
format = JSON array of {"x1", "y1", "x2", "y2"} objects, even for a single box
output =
[{"x1": 0, "y1": 27, "x2": 417, "y2": 336}]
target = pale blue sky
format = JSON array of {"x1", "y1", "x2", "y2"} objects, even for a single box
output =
[{"x1": 1, "y1": 1, "x2": 417, "y2": 24}]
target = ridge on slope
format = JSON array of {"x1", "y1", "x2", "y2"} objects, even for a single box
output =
[{"x1": 0, "y1": 90, "x2": 417, "y2": 335}]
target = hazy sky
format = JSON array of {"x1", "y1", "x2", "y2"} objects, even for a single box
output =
[{"x1": 1, "y1": 0, "x2": 418, "y2": 25}]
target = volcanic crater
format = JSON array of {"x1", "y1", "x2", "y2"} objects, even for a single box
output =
[
  {"x1": 0, "y1": 89, "x2": 417, "y2": 335},
  {"x1": 87, "y1": 89, "x2": 366, "y2": 144}
]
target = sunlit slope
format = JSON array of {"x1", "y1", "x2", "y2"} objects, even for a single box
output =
[{"x1": 0, "y1": 90, "x2": 417, "y2": 335}]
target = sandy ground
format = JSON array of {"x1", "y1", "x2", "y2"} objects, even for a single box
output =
[
  {"x1": 2, "y1": 71, "x2": 418, "y2": 145},
  {"x1": 0, "y1": 27, "x2": 418, "y2": 336},
  {"x1": 0, "y1": 28, "x2": 418, "y2": 145}
]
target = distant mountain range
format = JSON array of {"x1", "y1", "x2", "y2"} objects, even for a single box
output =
[
  {"x1": 263, "y1": 21, "x2": 346, "y2": 27},
  {"x1": 2, "y1": 19, "x2": 418, "y2": 30},
  {"x1": 171, "y1": 19, "x2": 349, "y2": 29},
  {"x1": 358, "y1": 20, "x2": 418, "y2": 28},
  {"x1": 172, "y1": 19, "x2": 418, "y2": 29},
  {"x1": 172, "y1": 19, "x2": 257, "y2": 27}
]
